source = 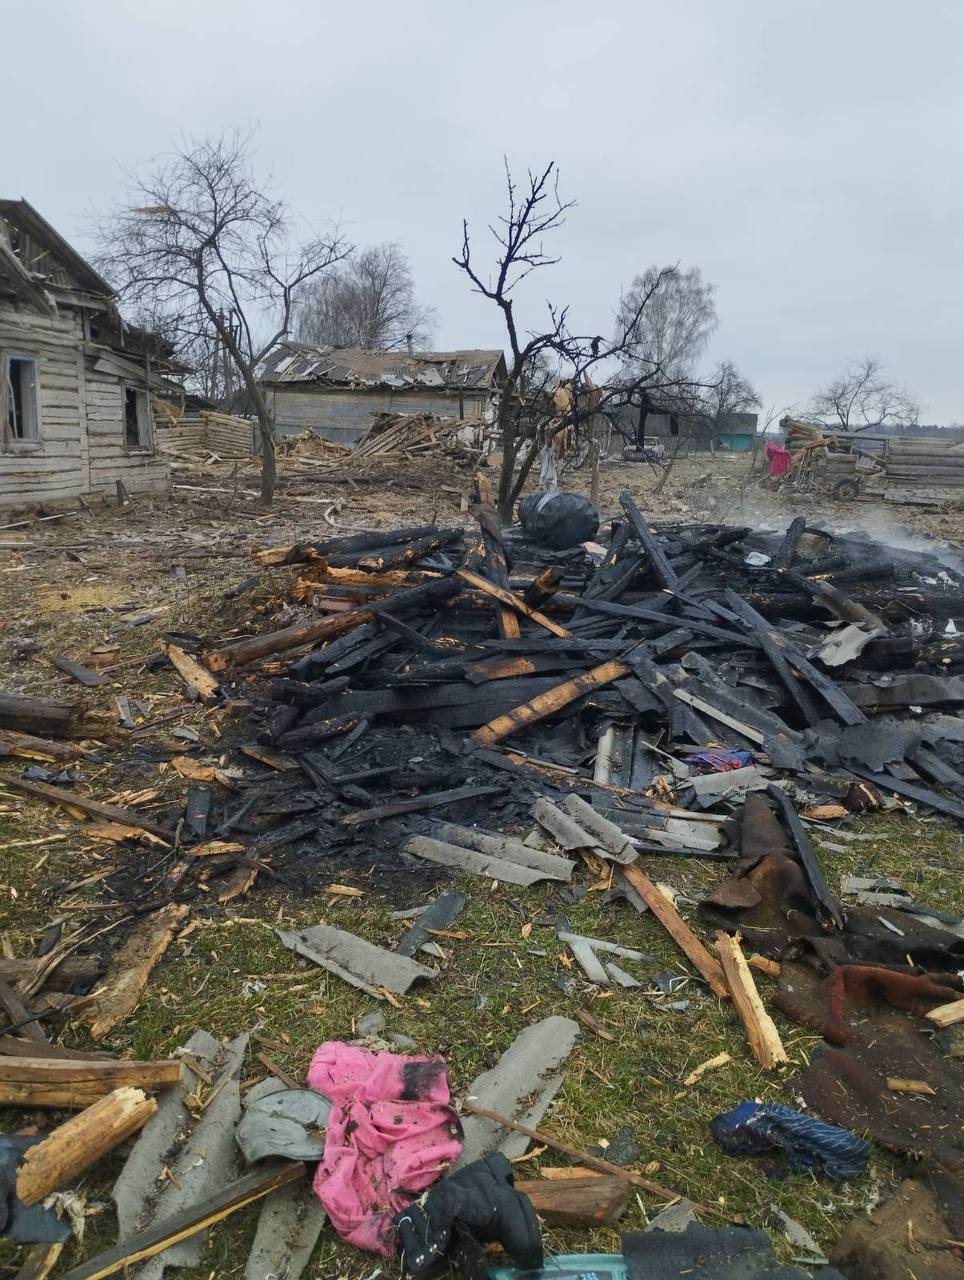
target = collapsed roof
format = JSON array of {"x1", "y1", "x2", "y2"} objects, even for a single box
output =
[{"x1": 259, "y1": 341, "x2": 506, "y2": 392}]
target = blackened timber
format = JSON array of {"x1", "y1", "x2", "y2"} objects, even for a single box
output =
[
  {"x1": 357, "y1": 529, "x2": 461, "y2": 571},
  {"x1": 719, "y1": 592, "x2": 822, "y2": 726},
  {"x1": 772, "y1": 516, "x2": 806, "y2": 569},
  {"x1": 371, "y1": 607, "x2": 458, "y2": 655},
  {"x1": 277, "y1": 715, "x2": 364, "y2": 751},
  {"x1": 6, "y1": 778, "x2": 175, "y2": 842},
  {"x1": 0, "y1": 694, "x2": 77, "y2": 738},
  {"x1": 473, "y1": 660, "x2": 630, "y2": 746},
  {"x1": 523, "y1": 567, "x2": 562, "y2": 609},
  {"x1": 206, "y1": 575, "x2": 461, "y2": 670},
  {"x1": 767, "y1": 784, "x2": 844, "y2": 928},
  {"x1": 342, "y1": 785, "x2": 505, "y2": 826},
  {"x1": 722, "y1": 590, "x2": 865, "y2": 726},
  {"x1": 269, "y1": 676, "x2": 351, "y2": 705},
  {"x1": 618, "y1": 494, "x2": 681, "y2": 590},
  {"x1": 573, "y1": 596, "x2": 754, "y2": 647},
  {"x1": 296, "y1": 677, "x2": 566, "y2": 721},
  {"x1": 255, "y1": 526, "x2": 441, "y2": 566}
]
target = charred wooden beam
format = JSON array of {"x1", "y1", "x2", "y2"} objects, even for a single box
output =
[
  {"x1": 0, "y1": 694, "x2": 77, "y2": 739},
  {"x1": 618, "y1": 494, "x2": 681, "y2": 589},
  {"x1": 205, "y1": 575, "x2": 460, "y2": 670}
]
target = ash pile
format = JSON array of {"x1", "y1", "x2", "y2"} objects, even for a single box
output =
[{"x1": 203, "y1": 494, "x2": 964, "y2": 892}]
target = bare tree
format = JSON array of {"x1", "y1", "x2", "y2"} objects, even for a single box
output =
[
  {"x1": 296, "y1": 243, "x2": 436, "y2": 350},
  {"x1": 454, "y1": 161, "x2": 704, "y2": 519},
  {"x1": 808, "y1": 356, "x2": 920, "y2": 433},
  {"x1": 694, "y1": 359, "x2": 761, "y2": 448},
  {"x1": 96, "y1": 130, "x2": 349, "y2": 503},
  {"x1": 617, "y1": 265, "x2": 717, "y2": 382}
]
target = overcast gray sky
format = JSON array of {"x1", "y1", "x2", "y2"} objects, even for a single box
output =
[{"x1": 7, "y1": 0, "x2": 962, "y2": 422}]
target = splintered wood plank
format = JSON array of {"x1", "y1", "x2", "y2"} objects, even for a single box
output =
[
  {"x1": 59, "y1": 1161, "x2": 306, "y2": 1280},
  {"x1": 0, "y1": 1056, "x2": 183, "y2": 1108},
  {"x1": 619, "y1": 865, "x2": 729, "y2": 999},
  {"x1": 5, "y1": 777, "x2": 175, "y2": 842},
  {"x1": 164, "y1": 643, "x2": 221, "y2": 702},
  {"x1": 12, "y1": 1243, "x2": 64, "y2": 1280},
  {"x1": 925, "y1": 997, "x2": 964, "y2": 1028},
  {"x1": 83, "y1": 904, "x2": 189, "y2": 1040},
  {"x1": 473, "y1": 659, "x2": 628, "y2": 746},
  {"x1": 457, "y1": 569, "x2": 572, "y2": 638},
  {"x1": 16, "y1": 1086, "x2": 157, "y2": 1205},
  {"x1": 713, "y1": 931, "x2": 788, "y2": 1069}
]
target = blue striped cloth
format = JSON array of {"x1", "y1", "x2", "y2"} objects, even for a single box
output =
[{"x1": 710, "y1": 1102, "x2": 870, "y2": 1181}]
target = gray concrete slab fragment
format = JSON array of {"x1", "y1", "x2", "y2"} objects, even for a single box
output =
[
  {"x1": 457, "y1": 1015, "x2": 579, "y2": 1168},
  {"x1": 687, "y1": 766, "x2": 767, "y2": 799},
  {"x1": 276, "y1": 923, "x2": 436, "y2": 995}
]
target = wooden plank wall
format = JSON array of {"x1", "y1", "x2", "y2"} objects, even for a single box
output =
[
  {"x1": 0, "y1": 305, "x2": 88, "y2": 504},
  {"x1": 0, "y1": 301, "x2": 169, "y2": 508},
  {"x1": 272, "y1": 387, "x2": 490, "y2": 446},
  {"x1": 84, "y1": 365, "x2": 168, "y2": 497},
  {"x1": 154, "y1": 413, "x2": 256, "y2": 457}
]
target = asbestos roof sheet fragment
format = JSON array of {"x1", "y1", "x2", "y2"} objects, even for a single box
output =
[
  {"x1": 457, "y1": 1015, "x2": 579, "y2": 1167},
  {"x1": 276, "y1": 923, "x2": 437, "y2": 995},
  {"x1": 559, "y1": 793, "x2": 637, "y2": 863},
  {"x1": 421, "y1": 820, "x2": 575, "y2": 879},
  {"x1": 258, "y1": 340, "x2": 503, "y2": 390},
  {"x1": 244, "y1": 1179, "x2": 327, "y2": 1280},
  {"x1": 113, "y1": 1030, "x2": 249, "y2": 1280},
  {"x1": 403, "y1": 835, "x2": 560, "y2": 886}
]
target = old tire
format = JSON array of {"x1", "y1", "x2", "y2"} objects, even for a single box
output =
[{"x1": 832, "y1": 477, "x2": 862, "y2": 500}]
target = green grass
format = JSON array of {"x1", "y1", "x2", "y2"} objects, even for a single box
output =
[{"x1": 0, "y1": 804, "x2": 959, "y2": 1276}]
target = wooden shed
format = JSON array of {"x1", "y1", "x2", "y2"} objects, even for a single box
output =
[
  {"x1": 0, "y1": 199, "x2": 174, "y2": 509},
  {"x1": 258, "y1": 341, "x2": 506, "y2": 447}
]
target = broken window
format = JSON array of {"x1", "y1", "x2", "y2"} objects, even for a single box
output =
[
  {"x1": 2, "y1": 353, "x2": 40, "y2": 446},
  {"x1": 123, "y1": 386, "x2": 151, "y2": 449}
]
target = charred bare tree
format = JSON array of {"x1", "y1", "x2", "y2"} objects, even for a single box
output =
[
  {"x1": 454, "y1": 161, "x2": 706, "y2": 520},
  {"x1": 808, "y1": 356, "x2": 920, "y2": 433},
  {"x1": 96, "y1": 130, "x2": 349, "y2": 503}
]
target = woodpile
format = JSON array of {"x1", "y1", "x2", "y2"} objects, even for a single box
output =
[{"x1": 353, "y1": 412, "x2": 487, "y2": 461}]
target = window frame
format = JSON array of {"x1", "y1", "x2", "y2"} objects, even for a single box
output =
[
  {"x1": 122, "y1": 383, "x2": 154, "y2": 454},
  {"x1": 1, "y1": 350, "x2": 42, "y2": 452}
]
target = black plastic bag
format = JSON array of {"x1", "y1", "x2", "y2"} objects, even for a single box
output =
[{"x1": 517, "y1": 491, "x2": 599, "y2": 549}]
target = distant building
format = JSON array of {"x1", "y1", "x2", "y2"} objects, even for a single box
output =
[
  {"x1": 258, "y1": 341, "x2": 507, "y2": 447},
  {"x1": 0, "y1": 199, "x2": 176, "y2": 508},
  {"x1": 715, "y1": 412, "x2": 758, "y2": 451}
]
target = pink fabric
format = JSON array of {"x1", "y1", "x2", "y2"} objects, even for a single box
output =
[
  {"x1": 766, "y1": 440, "x2": 793, "y2": 478},
  {"x1": 307, "y1": 1041, "x2": 463, "y2": 1256}
]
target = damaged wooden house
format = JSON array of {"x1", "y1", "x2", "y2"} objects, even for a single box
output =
[
  {"x1": 0, "y1": 199, "x2": 179, "y2": 510},
  {"x1": 257, "y1": 341, "x2": 506, "y2": 446}
]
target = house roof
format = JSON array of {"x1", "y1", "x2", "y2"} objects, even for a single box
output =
[
  {"x1": 259, "y1": 341, "x2": 505, "y2": 391},
  {"x1": 0, "y1": 199, "x2": 113, "y2": 300}
]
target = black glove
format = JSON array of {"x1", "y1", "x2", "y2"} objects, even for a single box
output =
[{"x1": 393, "y1": 1153, "x2": 543, "y2": 1277}]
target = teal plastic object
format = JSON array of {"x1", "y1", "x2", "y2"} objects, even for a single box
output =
[{"x1": 489, "y1": 1255, "x2": 627, "y2": 1280}]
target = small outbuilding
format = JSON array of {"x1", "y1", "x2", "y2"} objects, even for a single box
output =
[
  {"x1": 0, "y1": 199, "x2": 174, "y2": 509},
  {"x1": 258, "y1": 341, "x2": 506, "y2": 446}
]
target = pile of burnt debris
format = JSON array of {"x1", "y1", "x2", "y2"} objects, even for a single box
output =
[
  {"x1": 0, "y1": 492, "x2": 962, "y2": 1279},
  {"x1": 191, "y1": 492, "x2": 964, "y2": 896}
]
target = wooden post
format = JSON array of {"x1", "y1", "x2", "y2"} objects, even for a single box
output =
[{"x1": 714, "y1": 931, "x2": 788, "y2": 1068}]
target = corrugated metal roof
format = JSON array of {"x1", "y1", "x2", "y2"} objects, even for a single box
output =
[{"x1": 259, "y1": 341, "x2": 505, "y2": 391}]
